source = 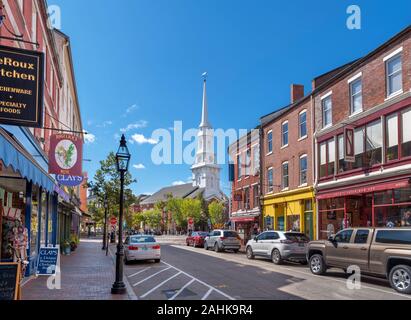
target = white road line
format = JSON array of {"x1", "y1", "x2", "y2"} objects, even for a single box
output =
[
  {"x1": 201, "y1": 288, "x2": 213, "y2": 300},
  {"x1": 140, "y1": 272, "x2": 183, "y2": 299},
  {"x1": 128, "y1": 267, "x2": 151, "y2": 278},
  {"x1": 169, "y1": 278, "x2": 196, "y2": 300},
  {"x1": 161, "y1": 260, "x2": 235, "y2": 300},
  {"x1": 172, "y1": 245, "x2": 411, "y2": 300},
  {"x1": 133, "y1": 267, "x2": 171, "y2": 287}
]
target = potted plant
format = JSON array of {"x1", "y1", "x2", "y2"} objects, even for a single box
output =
[
  {"x1": 62, "y1": 239, "x2": 71, "y2": 255},
  {"x1": 70, "y1": 234, "x2": 78, "y2": 252}
]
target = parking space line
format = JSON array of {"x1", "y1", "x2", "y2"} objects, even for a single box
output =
[
  {"x1": 128, "y1": 267, "x2": 151, "y2": 278},
  {"x1": 161, "y1": 260, "x2": 235, "y2": 300},
  {"x1": 140, "y1": 272, "x2": 183, "y2": 299},
  {"x1": 133, "y1": 267, "x2": 171, "y2": 287},
  {"x1": 169, "y1": 278, "x2": 196, "y2": 300},
  {"x1": 201, "y1": 288, "x2": 213, "y2": 300}
]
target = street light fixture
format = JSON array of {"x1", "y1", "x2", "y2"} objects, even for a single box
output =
[{"x1": 111, "y1": 134, "x2": 131, "y2": 295}]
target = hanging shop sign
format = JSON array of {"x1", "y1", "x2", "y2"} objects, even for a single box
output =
[
  {"x1": 344, "y1": 126, "x2": 355, "y2": 163},
  {"x1": 55, "y1": 174, "x2": 84, "y2": 187},
  {"x1": 0, "y1": 45, "x2": 44, "y2": 128},
  {"x1": 49, "y1": 134, "x2": 83, "y2": 176},
  {"x1": 0, "y1": 263, "x2": 21, "y2": 301},
  {"x1": 36, "y1": 246, "x2": 59, "y2": 276}
]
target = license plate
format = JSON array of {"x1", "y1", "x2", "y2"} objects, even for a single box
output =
[
  {"x1": 142, "y1": 246, "x2": 148, "y2": 251},
  {"x1": 298, "y1": 243, "x2": 305, "y2": 247}
]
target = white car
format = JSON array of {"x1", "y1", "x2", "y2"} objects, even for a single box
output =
[{"x1": 124, "y1": 235, "x2": 161, "y2": 264}]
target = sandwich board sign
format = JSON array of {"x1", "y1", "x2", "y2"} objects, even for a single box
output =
[
  {"x1": 36, "y1": 246, "x2": 59, "y2": 276},
  {"x1": 0, "y1": 262, "x2": 21, "y2": 300}
]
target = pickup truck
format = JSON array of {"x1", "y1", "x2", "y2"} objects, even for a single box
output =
[{"x1": 307, "y1": 228, "x2": 411, "y2": 294}]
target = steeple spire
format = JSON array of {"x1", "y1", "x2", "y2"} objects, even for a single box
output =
[{"x1": 199, "y1": 72, "x2": 211, "y2": 128}]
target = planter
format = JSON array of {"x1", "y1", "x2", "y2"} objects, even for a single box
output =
[{"x1": 63, "y1": 246, "x2": 71, "y2": 255}]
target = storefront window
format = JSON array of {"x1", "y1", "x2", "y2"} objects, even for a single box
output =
[
  {"x1": 30, "y1": 186, "x2": 40, "y2": 258},
  {"x1": 319, "y1": 198, "x2": 344, "y2": 211},
  {"x1": 47, "y1": 194, "x2": 53, "y2": 245},
  {"x1": 402, "y1": 108, "x2": 411, "y2": 158},
  {"x1": 375, "y1": 206, "x2": 411, "y2": 227},
  {"x1": 374, "y1": 190, "x2": 393, "y2": 205},
  {"x1": 386, "y1": 114, "x2": 399, "y2": 161},
  {"x1": 287, "y1": 215, "x2": 300, "y2": 232},
  {"x1": 394, "y1": 187, "x2": 411, "y2": 204}
]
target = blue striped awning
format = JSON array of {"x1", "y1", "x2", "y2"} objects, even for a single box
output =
[{"x1": 0, "y1": 130, "x2": 55, "y2": 193}]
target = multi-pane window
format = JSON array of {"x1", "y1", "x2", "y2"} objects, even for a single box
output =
[
  {"x1": 253, "y1": 185, "x2": 259, "y2": 208},
  {"x1": 237, "y1": 154, "x2": 242, "y2": 180},
  {"x1": 386, "y1": 54, "x2": 402, "y2": 97},
  {"x1": 252, "y1": 145, "x2": 260, "y2": 174},
  {"x1": 267, "y1": 168, "x2": 273, "y2": 193},
  {"x1": 386, "y1": 114, "x2": 399, "y2": 161},
  {"x1": 267, "y1": 131, "x2": 273, "y2": 154},
  {"x1": 353, "y1": 127, "x2": 365, "y2": 169},
  {"x1": 300, "y1": 155, "x2": 308, "y2": 185},
  {"x1": 350, "y1": 78, "x2": 362, "y2": 114},
  {"x1": 245, "y1": 149, "x2": 251, "y2": 176},
  {"x1": 322, "y1": 96, "x2": 332, "y2": 128},
  {"x1": 282, "y1": 121, "x2": 289, "y2": 147},
  {"x1": 299, "y1": 111, "x2": 307, "y2": 138},
  {"x1": 365, "y1": 120, "x2": 383, "y2": 166},
  {"x1": 282, "y1": 162, "x2": 289, "y2": 189},
  {"x1": 244, "y1": 188, "x2": 250, "y2": 210},
  {"x1": 319, "y1": 139, "x2": 335, "y2": 178}
]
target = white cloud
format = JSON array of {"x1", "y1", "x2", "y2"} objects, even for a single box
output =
[
  {"x1": 120, "y1": 120, "x2": 148, "y2": 133},
  {"x1": 172, "y1": 181, "x2": 186, "y2": 186},
  {"x1": 122, "y1": 104, "x2": 139, "y2": 117},
  {"x1": 83, "y1": 131, "x2": 96, "y2": 144},
  {"x1": 129, "y1": 134, "x2": 158, "y2": 145},
  {"x1": 133, "y1": 163, "x2": 145, "y2": 170},
  {"x1": 96, "y1": 120, "x2": 113, "y2": 128}
]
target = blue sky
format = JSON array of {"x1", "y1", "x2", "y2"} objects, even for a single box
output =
[{"x1": 53, "y1": 0, "x2": 411, "y2": 195}]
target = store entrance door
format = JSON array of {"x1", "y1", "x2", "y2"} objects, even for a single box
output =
[
  {"x1": 277, "y1": 217, "x2": 285, "y2": 231},
  {"x1": 304, "y1": 212, "x2": 314, "y2": 240}
]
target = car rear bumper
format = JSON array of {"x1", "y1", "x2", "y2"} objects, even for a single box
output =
[
  {"x1": 221, "y1": 245, "x2": 241, "y2": 250},
  {"x1": 127, "y1": 252, "x2": 161, "y2": 260},
  {"x1": 281, "y1": 251, "x2": 307, "y2": 261}
]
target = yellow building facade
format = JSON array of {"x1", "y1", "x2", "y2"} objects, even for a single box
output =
[{"x1": 262, "y1": 186, "x2": 317, "y2": 240}]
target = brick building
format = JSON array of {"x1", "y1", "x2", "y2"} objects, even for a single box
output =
[
  {"x1": 260, "y1": 85, "x2": 316, "y2": 240},
  {"x1": 313, "y1": 26, "x2": 411, "y2": 239},
  {"x1": 228, "y1": 129, "x2": 261, "y2": 244}
]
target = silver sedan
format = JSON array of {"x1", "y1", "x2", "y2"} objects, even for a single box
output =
[{"x1": 124, "y1": 235, "x2": 161, "y2": 264}]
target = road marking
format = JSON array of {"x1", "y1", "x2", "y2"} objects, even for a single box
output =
[
  {"x1": 128, "y1": 267, "x2": 151, "y2": 278},
  {"x1": 169, "y1": 278, "x2": 196, "y2": 300},
  {"x1": 140, "y1": 272, "x2": 183, "y2": 299},
  {"x1": 161, "y1": 260, "x2": 235, "y2": 300},
  {"x1": 201, "y1": 288, "x2": 213, "y2": 300},
  {"x1": 133, "y1": 267, "x2": 171, "y2": 287},
  {"x1": 171, "y1": 245, "x2": 411, "y2": 300}
]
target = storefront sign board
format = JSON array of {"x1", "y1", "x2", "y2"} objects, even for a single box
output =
[
  {"x1": 36, "y1": 246, "x2": 59, "y2": 276},
  {"x1": 49, "y1": 134, "x2": 83, "y2": 176},
  {"x1": 0, "y1": 263, "x2": 20, "y2": 300}
]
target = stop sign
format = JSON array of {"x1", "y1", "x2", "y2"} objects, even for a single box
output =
[
  {"x1": 110, "y1": 217, "x2": 117, "y2": 225},
  {"x1": 188, "y1": 218, "x2": 193, "y2": 225}
]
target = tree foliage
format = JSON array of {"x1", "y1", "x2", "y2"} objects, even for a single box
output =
[{"x1": 208, "y1": 201, "x2": 225, "y2": 226}]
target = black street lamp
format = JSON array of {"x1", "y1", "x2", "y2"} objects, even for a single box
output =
[
  {"x1": 102, "y1": 195, "x2": 108, "y2": 251},
  {"x1": 111, "y1": 134, "x2": 131, "y2": 295}
]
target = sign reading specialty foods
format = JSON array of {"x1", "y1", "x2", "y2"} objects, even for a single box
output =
[
  {"x1": 0, "y1": 45, "x2": 44, "y2": 128},
  {"x1": 49, "y1": 134, "x2": 83, "y2": 176}
]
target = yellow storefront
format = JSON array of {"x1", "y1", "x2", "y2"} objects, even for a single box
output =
[{"x1": 262, "y1": 187, "x2": 317, "y2": 240}]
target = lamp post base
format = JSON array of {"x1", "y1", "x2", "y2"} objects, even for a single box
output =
[{"x1": 111, "y1": 282, "x2": 126, "y2": 294}]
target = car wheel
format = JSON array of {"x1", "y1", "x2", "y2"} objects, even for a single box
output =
[
  {"x1": 214, "y1": 243, "x2": 220, "y2": 253},
  {"x1": 271, "y1": 249, "x2": 283, "y2": 265},
  {"x1": 154, "y1": 259, "x2": 161, "y2": 263},
  {"x1": 246, "y1": 246, "x2": 255, "y2": 260},
  {"x1": 389, "y1": 265, "x2": 411, "y2": 294},
  {"x1": 309, "y1": 254, "x2": 327, "y2": 275}
]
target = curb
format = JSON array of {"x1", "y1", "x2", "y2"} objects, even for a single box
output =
[{"x1": 108, "y1": 244, "x2": 138, "y2": 300}]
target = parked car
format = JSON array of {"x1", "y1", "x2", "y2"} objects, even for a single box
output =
[
  {"x1": 186, "y1": 231, "x2": 209, "y2": 247},
  {"x1": 307, "y1": 228, "x2": 411, "y2": 294},
  {"x1": 245, "y1": 231, "x2": 309, "y2": 265},
  {"x1": 124, "y1": 235, "x2": 161, "y2": 264},
  {"x1": 204, "y1": 230, "x2": 241, "y2": 253}
]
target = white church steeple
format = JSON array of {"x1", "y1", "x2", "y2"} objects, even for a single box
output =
[{"x1": 191, "y1": 73, "x2": 224, "y2": 201}]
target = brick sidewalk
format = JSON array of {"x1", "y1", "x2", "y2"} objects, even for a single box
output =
[{"x1": 21, "y1": 239, "x2": 130, "y2": 300}]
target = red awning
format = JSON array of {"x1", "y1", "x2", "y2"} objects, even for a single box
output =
[
  {"x1": 317, "y1": 178, "x2": 410, "y2": 200},
  {"x1": 230, "y1": 216, "x2": 257, "y2": 222}
]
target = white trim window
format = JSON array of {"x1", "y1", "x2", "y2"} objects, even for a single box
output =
[
  {"x1": 299, "y1": 154, "x2": 308, "y2": 186},
  {"x1": 252, "y1": 144, "x2": 260, "y2": 174},
  {"x1": 282, "y1": 162, "x2": 289, "y2": 190},
  {"x1": 237, "y1": 154, "x2": 242, "y2": 180},
  {"x1": 267, "y1": 130, "x2": 273, "y2": 154},
  {"x1": 350, "y1": 78, "x2": 363, "y2": 115},
  {"x1": 322, "y1": 95, "x2": 332, "y2": 128},
  {"x1": 386, "y1": 54, "x2": 402, "y2": 97},
  {"x1": 245, "y1": 149, "x2": 251, "y2": 176},
  {"x1": 267, "y1": 168, "x2": 273, "y2": 193},
  {"x1": 282, "y1": 121, "x2": 289, "y2": 147},
  {"x1": 299, "y1": 110, "x2": 307, "y2": 138}
]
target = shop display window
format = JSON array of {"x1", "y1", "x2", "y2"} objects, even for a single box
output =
[
  {"x1": 394, "y1": 187, "x2": 411, "y2": 204},
  {"x1": 287, "y1": 215, "x2": 300, "y2": 232},
  {"x1": 374, "y1": 190, "x2": 393, "y2": 205},
  {"x1": 30, "y1": 185, "x2": 40, "y2": 258},
  {"x1": 375, "y1": 206, "x2": 411, "y2": 227},
  {"x1": 40, "y1": 191, "x2": 47, "y2": 246}
]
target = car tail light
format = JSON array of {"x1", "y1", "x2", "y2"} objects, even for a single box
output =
[
  {"x1": 220, "y1": 237, "x2": 226, "y2": 241},
  {"x1": 152, "y1": 245, "x2": 160, "y2": 250},
  {"x1": 128, "y1": 246, "x2": 139, "y2": 251},
  {"x1": 280, "y1": 239, "x2": 295, "y2": 244}
]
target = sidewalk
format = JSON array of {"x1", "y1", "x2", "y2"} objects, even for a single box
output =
[{"x1": 21, "y1": 239, "x2": 130, "y2": 300}]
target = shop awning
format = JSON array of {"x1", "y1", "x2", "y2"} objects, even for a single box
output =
[
  {"x1": 0, "y1": 129, "x2": 55, "y2": 193},
  {"x1": 230, "y1": 216, "x2": 258, "y2": 222},
  {"x1": 317, "y1": 178, "x2": 410, "y2": 200}
]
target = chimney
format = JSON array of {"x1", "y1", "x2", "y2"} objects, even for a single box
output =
[{"x1": 291, "y1": 84, "x2": 304, "y2": 103}]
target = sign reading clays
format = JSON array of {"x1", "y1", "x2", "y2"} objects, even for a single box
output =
[
  {"x1": 56, "y1": 174, "x2": 84, "y2": 187},
  {"x1": 0, "y1": 45, "x2": 44, "y2": 128},
  {"x1": 49, "y1": 134, "x2": 83, "y2": 176},
  {"x1": 0, "y1": 263, "x2": 21, "y2": 301},
  {"x1": 37, "y1": 247, "x2": 59, "y2": 276}
]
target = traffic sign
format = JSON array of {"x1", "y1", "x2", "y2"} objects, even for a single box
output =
[{"x1": 110, "y1": 217, "x2": 117, "y2": 225}]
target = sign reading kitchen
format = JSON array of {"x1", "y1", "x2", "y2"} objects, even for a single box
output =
[
  {"x1": 49, "y1": 134, "x2": 83, "y2": 176},
  {"x1": 0, "y1": 45, "x2": 44, "y2": 128}
]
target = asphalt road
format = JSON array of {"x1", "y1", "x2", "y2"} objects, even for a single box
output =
[{"x1": 122, "y1": 244, "x2": 411, "y2": 300}]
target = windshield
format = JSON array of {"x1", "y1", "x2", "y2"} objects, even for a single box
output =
[
  {"x1": 130, "y1": 236, "x2": 156, "y2": 243},
  {"x1": 284, "y1": 233, "x2": 310, "y2": 242},
  {"x1": 223, "y1": 231, "x2": 239, "y2": 238},
  {"x1": 197, "y1": 232, "x2": 208, "y2": 237}
]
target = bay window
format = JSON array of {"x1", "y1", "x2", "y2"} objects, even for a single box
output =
[
  {"x1": 319, "y1": 139, "x2": 335, "y2": 178},
  {"x1": 402, "y1": 108, "x2": 411, "y2": 158},
  {"x1": 386, "y1": 113, "x2": 399, "y2": 161},
  {"x1": 353, "y1": 127, "x2": 365, "y2": 169},
  {"x1": 365, "y1": 119, "x2": 382, "y2": 166}
]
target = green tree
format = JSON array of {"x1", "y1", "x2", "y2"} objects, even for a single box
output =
[
  {"x1": 180, "y1": 198, "x2": 202, "y2": 228},
  {"x1": 208, "y1": 201, "x2": 225, "y2": 226}
]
